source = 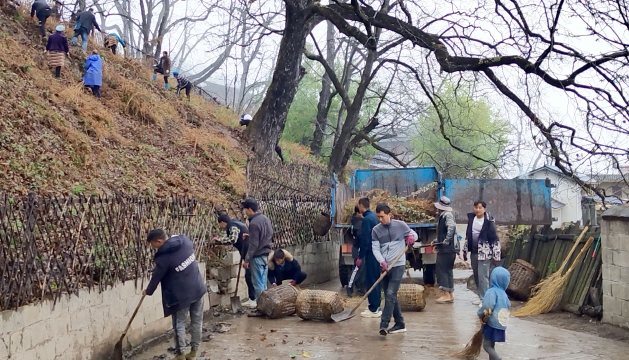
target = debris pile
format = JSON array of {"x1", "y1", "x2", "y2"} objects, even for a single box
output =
[{"x1": 342, "y1": 188, "x2": 437, "y2": 223}]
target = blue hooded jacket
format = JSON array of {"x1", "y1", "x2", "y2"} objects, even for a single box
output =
[
  {"x1": 477, "y1": 266, "x2": 511, "y2": 330},
  {"x1": 83, "y1": 54, "x2": 102, "y2": 86}
]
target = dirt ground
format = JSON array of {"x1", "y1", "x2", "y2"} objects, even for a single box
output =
[{"x1": 132, "y1": 269, "x2": 629, "y2": 360}]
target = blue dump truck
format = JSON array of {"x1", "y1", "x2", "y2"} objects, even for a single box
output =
[{"x1": 332, "y1": 167, "x2": 553, "y2": 289}]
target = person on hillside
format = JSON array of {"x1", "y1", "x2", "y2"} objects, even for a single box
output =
[
  {"x1": 173, "y1": 71, "x2": 193, "y2": 101},
  {"x1": 215, "y1": 214, "x2": 257, "y2": 309},
  {"x1": 356, "y1": 197, "x2": 382, "y2": 318},
  {"x1": 242, "y1": 198, "x2": 273, "y2": 300},
  {"x1": 238, "y1": 113, "x2": 285, "y2": 163},
  {"x1": 347, "y1": 206, "x2": 365, "y2": 297},
  {"x1": 432, "y1": 196, "x2": 459, "y2": 304},
  {"x1": 268, "y1": 249, "x2": 307, "y2": 287},
  {"x1": 104, "y1": 31, "x2": 125, "y2": 55},
  {"x1": 372, "y1": 203, "x2": 414, "y2": 335},
  {"x1": 153, "y1": 51, "x2": 171, "y2": 89},
  {"x1": 45, "y1": 24, "x2": 69, "y2": 78},
  {"x1": 463, "y1": 200, "x2": 501, "y2": 306},
  {"x1": 30, "y1": 0, "x2": 52, "y2": 38},
  {"x1": 72, "y1": 8, "x2": 103, "y2": 51},
  {"x1": 83, "y1": 50, "x2": 102, "y2": 99},
  {"x1": 478, "y1": 267, "x2": 511, "y2": 360},
  {"x1": 143, "y1": 229, "x2": 207, "y2": 360}
]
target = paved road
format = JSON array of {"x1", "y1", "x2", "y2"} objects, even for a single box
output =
[{"x1": 134, "y1": 269, "x2": 629, "y2": 360}]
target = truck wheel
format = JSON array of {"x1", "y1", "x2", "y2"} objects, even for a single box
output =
[{"x1": 339, "y1": 264, "x2": 351, "y2": 287}]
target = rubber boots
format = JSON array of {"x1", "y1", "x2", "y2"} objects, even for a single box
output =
[
  {"x1": 165, "y1": 83, "x2": 169, "y2": 90},
  {"x1": 185, "y1": 350, "x2": 197, "y2": 360},
  {"x1": 152, "y1": 74, "x2": 157, "y2": 81}
]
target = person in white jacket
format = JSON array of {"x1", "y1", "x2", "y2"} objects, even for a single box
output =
[{"x1": 372, "y1": 203, "x2": 415, "y2": 336}]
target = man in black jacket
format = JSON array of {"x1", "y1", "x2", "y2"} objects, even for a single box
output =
[
  {"x1": 143, "y1": 229, "x2": 207, "y2": 360},
  {"x1": 239, "y1": 114, "x2": 285, "y2": 163},
  {"x1": 268, "y1": 249, "x2": 307, "y2": 286},
  {"x1": 72, "y1": 8, "x2": 103, "y2": 51},
  {"x1": 216, "y1": 214, "x2": 257, "y2": 308},
  {"x1": 242, "y1": 198, "x2": 273, "y2": 300},
  {"x1": 30, "y1": 0, "x2": 52, "y2": 37}
]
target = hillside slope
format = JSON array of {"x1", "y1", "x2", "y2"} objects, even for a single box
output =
[{"x1": 0, "y1": 5, "x2": 251, "y2": 202}]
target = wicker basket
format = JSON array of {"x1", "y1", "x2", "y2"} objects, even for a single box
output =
[
  {"x1": 295, "y1": 290, "x2": 344, "y2": 321},
  {"x1": 507, "y1": 259, "x2": 540, "y2": 301},
  {"x1": 257, "y1": 284, "x2": 299, "y2": 319},
  {"x1": 397, "y1": 284, "x2": 427, "y2": 311}
]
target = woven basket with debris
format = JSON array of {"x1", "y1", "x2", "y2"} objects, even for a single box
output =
[
  {"x1": 397, "y1": 283, "x2": 427, "y2": 311},
  {"x1": 256, "y1": 284, "x2": 299, "y2": 319},
  {"x1": 295, "y1": 289, "x2": 344, "y2": 321}
]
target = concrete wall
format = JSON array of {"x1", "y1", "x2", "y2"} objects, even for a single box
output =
[
  {"x1": 601, "y1": 207, "x2": 629, "y2": 329},
  {"x1": 0, "y1": 263, "x2": 208, "y2": 360}
]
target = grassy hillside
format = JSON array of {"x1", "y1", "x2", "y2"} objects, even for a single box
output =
[{"x1": 0, "y1": 5, "x2": 262, "y2": 202}]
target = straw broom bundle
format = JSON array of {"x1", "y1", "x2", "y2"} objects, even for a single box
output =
[
  {"x1": 513, "y1": 228, "x2": 594, "y2": 317},
  {"x1": 454, "y1": 309, "x2": 491, "y2": 359}
]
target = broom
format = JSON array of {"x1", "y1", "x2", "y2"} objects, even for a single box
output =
[
  {"x1": 513, "y1": 229, "x2": 594, "y2": 317},
  {"x1": 453, "y1": 308, "x2": 492, "y2": 359}
]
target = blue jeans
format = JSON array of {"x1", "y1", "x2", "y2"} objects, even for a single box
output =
[
  {"x1": 171, "y1": 297, "x2": 204, "y2": 354},
  {"x1": 380, "y1": 265, "x2": 405, "y2": 329},
  {"x1": 72, "y1": 27, "x2": 89, "y2": 50},
  {"x1": 251, "y1": 255, "x2": 268, "y2": 300}
]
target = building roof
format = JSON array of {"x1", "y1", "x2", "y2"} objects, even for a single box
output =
[
  {"x1": 551, "y1": 197, "x2": 566, "y2": 209},
  {"x1": 516, "y1": 165, "x2": 594, "y2": 182},
  {"x1": 582, "y1": 196, "x2": 627, "y2": 205}
]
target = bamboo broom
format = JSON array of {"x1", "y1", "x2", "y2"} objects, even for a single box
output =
[
  {"x1": 513, "y1": 231, "x2": 594, "y2": 317},
  {"x1": 453, "y1": 308, "x2": 491, "y2": 359}
]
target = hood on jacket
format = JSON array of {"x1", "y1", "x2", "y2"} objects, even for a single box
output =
[
  {"x1": 467, "y1": 212, "x2": 496, "y2": 222},
  {"x1": 490, "y1": 266, "x2": 510, "y2": 290},
  {"x1": 156, "y1": 236, "x2": 182, "y2": 256},
  {"x1": 87, "y1": 54, "x2": 101, "y2": 62},
  {"x1": 267, "y1": 249, "x2": 293, "y2": 270}
]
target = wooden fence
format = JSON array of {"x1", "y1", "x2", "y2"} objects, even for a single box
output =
[
  {"x1": 504, "y1": 224, "x2": 602, "y2": 313},
  {"x1": 0, "y1": 193, "x2": 240, "y2": 311}
]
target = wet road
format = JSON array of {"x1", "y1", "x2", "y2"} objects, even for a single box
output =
[{"x1": 133, "y1": 269, "x2": 629, "y2": 360}]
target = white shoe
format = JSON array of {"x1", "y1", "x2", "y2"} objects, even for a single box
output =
[
  {"x1": 472, "y1": 299, "x2": 481, "y2": 306},
  {"x1": 360, "y1": 308, "x2": 382, "y2": 318},
  {"x1": 242, "y1": 300, "x2": 257, "y2": 309}
]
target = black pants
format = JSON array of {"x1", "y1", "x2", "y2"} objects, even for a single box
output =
[
  {"x1": 54, "y1": 66, "x2": 61, "y2": 78},
  {"x1": 37, "y1": 10, "x2": 51, "y2": 37},
  {"x1": 244, "y1": 268, "x2": 255, "y2": 301},
  {"x1": 274, "y1": 271, "x2": 307, "y2": 285},
  {"x1": 178, "y1": 83, "x2": 192, "y2": 98},
  {"x1": 436, "y1": 252, "x2": 456, "y2": 292},
  {"x1": 88, "y1": 85, "x2": 101, "y2": 99},
  {"x1": 423, "y1": 263, "x2": 436, "y2": 285},
  {"x1": 109, "y1": 44, "x2": 117, "y2": 55},
  {"x1": 275, "y1": 145, "x2": 285, "y2": 162}
]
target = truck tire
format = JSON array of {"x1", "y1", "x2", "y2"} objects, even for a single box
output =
[{"x1": 339, "y1": 264, "x2": 351, "y2": 287}]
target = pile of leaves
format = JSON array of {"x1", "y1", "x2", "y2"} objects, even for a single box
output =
[{"x1": 341, "y1": 189, "x2": 437, "y2": 224}]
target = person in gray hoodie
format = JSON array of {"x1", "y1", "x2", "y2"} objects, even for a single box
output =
[
  {"x1": 372, "y1": 203, "x2": 415, "y2": 336},
  {"x1": 242, "y1": 198, "x2": 273, "y2": 300}
]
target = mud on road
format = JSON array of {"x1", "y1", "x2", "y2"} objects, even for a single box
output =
[{"x1": 133, "y1": 270, "x2": 629, "y2": 360}]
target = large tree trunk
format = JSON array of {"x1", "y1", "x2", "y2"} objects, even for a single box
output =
[
  {"x1": 248, "y1": 2, "x2": 320, "y2": 160},
  {"x1": 310, "y1": 21, "x2": 336, "y2": 157}
]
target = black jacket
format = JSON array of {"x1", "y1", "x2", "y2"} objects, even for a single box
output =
[
  {"x1": 229, "y1": 219, "x2": 249, "y2": 258},
  {"x1": 76, "y1": 10, "x2": 101, "y2": 32},
  {"x1": 245, "y1": 213, "x2": 273, "y2": 262},
  {"x1": 267, "y1": 250, "x2": 302, "y2": 284},
  {"x1": 465, "y1": 212, "x2": 499, "y2": 253},
  {"x1": 350, "y1": 214, "x2": 363, "y2": 248},
  {"x1": 146, "y1": 235, "x2": 207, "y2": 317},
  {"x1": 31, "y1": 1, "x2": 51, "y2": 17}
]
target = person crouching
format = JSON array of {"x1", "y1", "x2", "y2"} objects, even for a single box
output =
[{"x1": 268, "y1": 249, "x2": 307, "y2": 287}]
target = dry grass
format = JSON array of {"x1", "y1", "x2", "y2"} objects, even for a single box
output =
[{"x1": 340, "y1": 189, "x2": 437, "y2": 223}]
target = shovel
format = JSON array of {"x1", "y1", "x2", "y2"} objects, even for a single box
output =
[
  {"x1": 112, "y1": 294, "x2": 146, "y2": 360},
  {"x1": 230, "y1": 258, "x2": 243, "y2": 314},
  {"x1": 332, "y1": 246, "x2": 408, "y2": 323}
]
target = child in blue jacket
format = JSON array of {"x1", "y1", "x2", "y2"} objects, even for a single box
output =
[{"x1": 477, "y1": 266, "x2": 511, "y2": 360}]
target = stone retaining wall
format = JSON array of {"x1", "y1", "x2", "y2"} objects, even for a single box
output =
[
  {"x1": 601, "y1": 207, "x2": 629, "y2": 329},
  {"x1": 0, "y1": 264, "x2": 208, "y2": 360}
]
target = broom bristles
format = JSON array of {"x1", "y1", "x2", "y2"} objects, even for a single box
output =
[{"x1": 453, "y1": 327, "x2": 484, "y2": 359}]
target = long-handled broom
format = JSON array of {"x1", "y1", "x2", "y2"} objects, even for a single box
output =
[
  {"x1": 513, "y1": 228, "x2": 594, "y2": 317},
  {"x1": 453, "y1": 308, "x2": 492, "y2": 359}
]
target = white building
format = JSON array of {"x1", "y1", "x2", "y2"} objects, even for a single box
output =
[{"x1": 517, "y1": 166, "x2": 584, "y2": 228}]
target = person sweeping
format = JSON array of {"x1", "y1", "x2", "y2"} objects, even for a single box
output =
[{"x1": 477, "y1": 267, "x2": 510, "y2": 360}]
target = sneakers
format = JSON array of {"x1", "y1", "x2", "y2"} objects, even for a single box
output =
[
  {"x1": 472, "y1": 298, "x2": 481, "y2": 306},
  {"x1": 436, "y1": 296, "x2": 454, "y2": 304},
  {"x1": 387, "y1": 323, "x2": 407, "y2": 334},
  {"x1": 242, "y1": 299, "x2": 257, "y2": 309},
  {"x1": 360, "y1": 308, "x2": 382, "y2": 318},
  {"x1": 185, "y1": 350, "x2": 197, "y2": 360},
  {"x1": 379, "y1": 328, "x2": 388, "y2": 336}
]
